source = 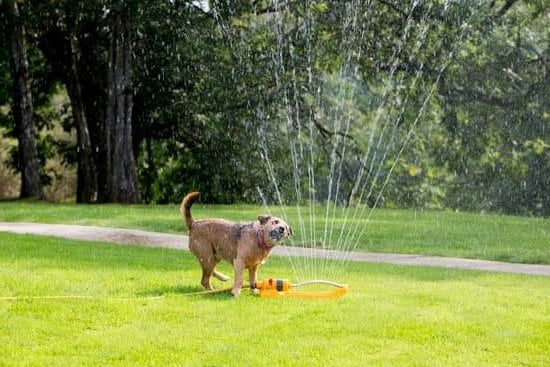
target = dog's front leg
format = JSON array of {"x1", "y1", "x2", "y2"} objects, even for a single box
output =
[
  {"x1": 249, "y1": 264, "x2": 259, "y2": 287},
  {"x1": 231, "y1": 257, "x2": 245, "y2": 297}
]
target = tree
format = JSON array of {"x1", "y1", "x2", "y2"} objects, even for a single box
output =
[
  {"x1": 102, "y1": 1, "x2": 138, "y2": 203},
  {"x1": 31, "y1": 0, "x2": 139, "y2": 203},
  {"x1": 65, "y1": 13, "x2": 98, "y2": 203},
  {"x1": 3, "y1": 0, "x2": 546, "y2": 216},
  {"x1": 35, "y1": 3, "x2": 98, "y2": 203},
  {"x1": 435, "y1": 0, "x2": 550, "y2": 215},
  {"x1": 3, "y1": 0, "x2": 43, "y2": 199}
]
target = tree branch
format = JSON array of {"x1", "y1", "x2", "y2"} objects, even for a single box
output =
[
  {"x1": 496, "y1": 0, "x2": 519, "y2": 17},
  {"x1": 440, "y1": 86, "x2": 516, "y2": 107},
  {"x1": 311, "y1": 115, "x2": 358, "y2": 143}
]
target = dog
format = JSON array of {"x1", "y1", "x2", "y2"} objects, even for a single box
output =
[{"x1": 181, "y1": 192, "x2": 292, "y2": 297}]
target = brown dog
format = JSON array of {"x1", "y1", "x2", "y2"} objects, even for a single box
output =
[{"x1": 181, "y1": 192, "x2": 292, "y2": 296}]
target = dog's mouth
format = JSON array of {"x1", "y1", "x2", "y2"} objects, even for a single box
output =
[{"x1": 269, "y1": 226, "x2": 289, "y2": 241}]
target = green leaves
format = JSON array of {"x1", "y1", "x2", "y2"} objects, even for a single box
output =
[{"x1": 525, "y1": 139, "x2": 550, "y2": 155}]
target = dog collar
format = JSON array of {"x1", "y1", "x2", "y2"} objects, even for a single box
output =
[{"x1": 257, "y1": 229, "x2": 272, "y2": 251}]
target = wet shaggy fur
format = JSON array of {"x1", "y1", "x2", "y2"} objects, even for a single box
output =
[{"x1": 181, "y1": 192, "x2": 292, "y2": 296}]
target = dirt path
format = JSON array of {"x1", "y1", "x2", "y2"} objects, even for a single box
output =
[{"x1": 0, "y1": 222, "x2": 548, "y2": 276}]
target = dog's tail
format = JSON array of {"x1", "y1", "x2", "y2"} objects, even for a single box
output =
[{"x1": 181, "y1": 192, "x2": 200, "y2": 230}]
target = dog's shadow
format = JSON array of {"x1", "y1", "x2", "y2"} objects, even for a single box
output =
[{"x1": 138, "y1": 284, "x2": 234, "y2": 300}]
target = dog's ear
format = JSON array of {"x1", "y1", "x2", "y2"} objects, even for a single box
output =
[
  {"x1": 288, "y1": 226, "x2": 293, "y2": 236},
  {"x1": 258, "y1": 215, "x2": 271, "y2": 225}
]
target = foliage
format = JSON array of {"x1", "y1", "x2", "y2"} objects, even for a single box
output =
[
  {"x1": 0, "y1": 0, "x2": 548, "y2": 215},
  {"x1": 437, "y1": 1, "x2": 550, "y2": 215}
]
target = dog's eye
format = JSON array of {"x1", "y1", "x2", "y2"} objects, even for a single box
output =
[{"x1": 272, "y1": 220, "x2": 279, "y2": 225}]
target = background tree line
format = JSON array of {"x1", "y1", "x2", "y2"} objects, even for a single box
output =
[{"x1": 0, "y1": 0, "x2": 548, "y2": 216}]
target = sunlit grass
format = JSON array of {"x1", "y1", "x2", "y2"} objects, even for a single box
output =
[
  {"x1": 0, "y1": 200, "x2": 548, "y2": 264},
  {"x1": 0, "y1": 232, "x2": 548, "y2": 366}
]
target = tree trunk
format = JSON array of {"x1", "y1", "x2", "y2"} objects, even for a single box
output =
[
  {"x1": 65, "y1": 19, "x2": 98, "y2": 203},
  {"x1": 101, "y1": 5, "x2": 139, "y2": 203},
  {"x1": 6, "y1": 0, "x2": 43, "y2": 199}
]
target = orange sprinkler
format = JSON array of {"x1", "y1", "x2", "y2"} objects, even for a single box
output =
[{"x1": 251, "y1": 278, "x2": 348, "y2": 299}]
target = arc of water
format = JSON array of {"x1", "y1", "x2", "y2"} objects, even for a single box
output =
[
  {"x1": 331, "y1": 26, "x2": 471, "y2": 281},
  {"x1": 209, "y1": 0, "x2": 481, "y2": 282},
  {"x1": 321, "y1": 0, "x2": 370, "y2": 278},
  {"x1": 333, "y1": 18, "x2": 433, "y2": 273},
  {"x1": 272, "y1": 4, "x2": 312, "y2": 281},
  {"x1": 325, "y1": 1, "x2": 427, "y2": 278},
  {"x1": 321, "y1": 15, "x2": 353, "y2": 276},
  {"x1": 324, "y1": 3, "x2": 478, "y2": 280},
  {"x1": 331, "y1": 63, "x2": 449, "y2": 281},
  {"x1": 328, "y1": 64, "x2": 427, "y2": 280},
  {"x1": 256, "y1": 135, "x2": 306, "y2": 281},
  {"x1": 336, "y1": 4, "x2": 486, "y2": 265}
]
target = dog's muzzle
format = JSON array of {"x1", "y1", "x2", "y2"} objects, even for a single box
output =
[{"x1": 270, "y1": 226, "x2": 287, "y2": 240}]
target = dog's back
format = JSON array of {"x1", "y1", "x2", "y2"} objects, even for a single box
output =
[{"x1": 190, "y1": 218, "x2": 245, "y2": 262}]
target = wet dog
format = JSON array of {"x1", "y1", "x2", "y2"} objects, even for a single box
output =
[{"x1": 181, "y1": 192, "x2": 292, "y2": 297}]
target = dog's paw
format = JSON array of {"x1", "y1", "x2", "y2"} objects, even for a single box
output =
[{"x1": 231, "y1": 288, "x2": 241, "y2": 297}]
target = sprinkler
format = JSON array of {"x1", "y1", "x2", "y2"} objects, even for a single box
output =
[{"x1": 250, "y1": 278, "x2": 348, "y2": 299}]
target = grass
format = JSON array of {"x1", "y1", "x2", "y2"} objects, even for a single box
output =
[
  {"x1": 0, "y1": 200, "x2": 548, "y2": 264},
  {"x1": 0, "y1": 232, "x2": 548, "y2": 366}
]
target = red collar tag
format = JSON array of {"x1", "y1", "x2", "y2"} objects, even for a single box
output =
[{"x1": 257, "y1": 229, "x2": 271, "y2": 251}]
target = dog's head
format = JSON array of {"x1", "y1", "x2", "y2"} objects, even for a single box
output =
[{"x1": 258, "y1": 215, "x2": 293, "y2": 244}]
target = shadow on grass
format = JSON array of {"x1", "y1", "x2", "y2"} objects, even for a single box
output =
[
  {"x1": 138, "y1": 284, "x2": 235, "y2": 300},
  {"x1": 0, "y1": 197, "x2": 21, "y2": 203}
]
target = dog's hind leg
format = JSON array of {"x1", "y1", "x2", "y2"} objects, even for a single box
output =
[
  {"x1": 213, "y1": 269, "x2": 230, "y2": 281},
  {"x1": 200, "y1": 265, "x2": 214, "y2": 290},
  {"x1": 197, "y1": 252, "x2": 216, "y2": 290}
]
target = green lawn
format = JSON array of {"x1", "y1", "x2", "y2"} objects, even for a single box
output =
[
  {"x1": 0, "y1": 232, "x2": 548, "y2": 366},
  {"x1": 0, "y1": 200, "x2": 548, "y2": 264}
]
